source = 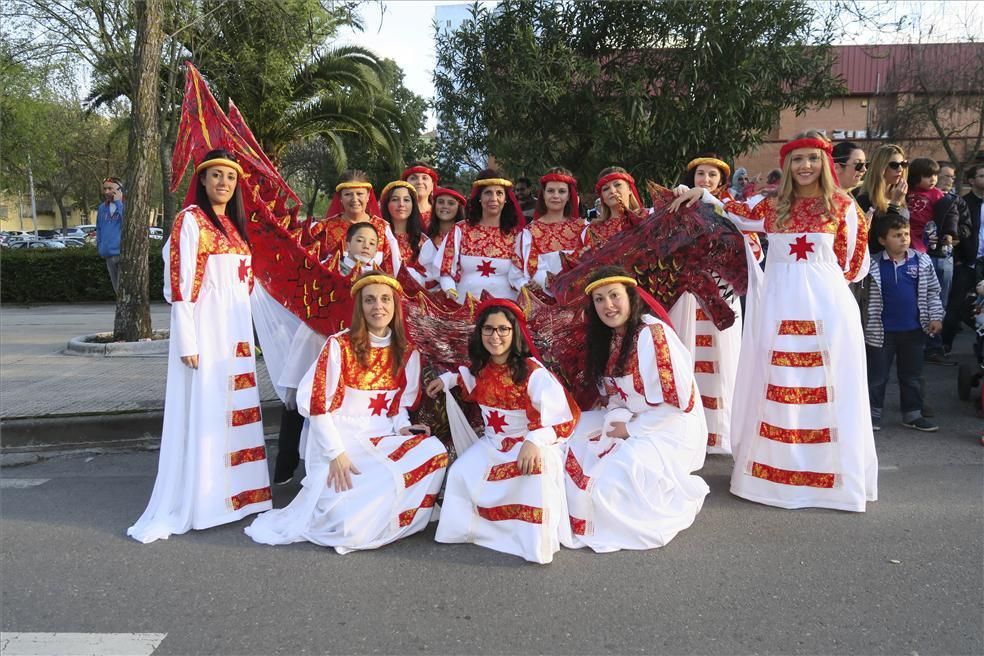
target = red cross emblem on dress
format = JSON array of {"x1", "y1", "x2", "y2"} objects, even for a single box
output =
[
  {"x1": 788, "y1": 235, "x2": 815, "y2": 261},
  {"x1": 476, "y1": 260, "x2": 497, "y2": 277},
  {"x1": 368, "y1": 392, "x2": 390, "y2": 416},
  {"x1": 237, "y1": 258, "x2": 251, "y2": 283},
  {"x1": 485, "y1": 409, "x2": 507, "y2": 434}
]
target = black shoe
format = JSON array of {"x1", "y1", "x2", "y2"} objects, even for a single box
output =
[
  {"x1": 902, "y1": 417, "x2": 939, "y2": 432},
  {"x1": 924, "y1": 352, "x2": 957, "y2": 366}
]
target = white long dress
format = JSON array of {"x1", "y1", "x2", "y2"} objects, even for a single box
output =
[
  {"x1": 435, "y1": 359, "x2": 578, "y2": 564},
  {"x1": 128, "y1": 206, "x2": 272, "y2": 543},
  {"x1": 712, "y1": 192, "x2": 877, "y2": 512},
  {"x1": 437, "y1": 223, "x2": 527, "y2": 303},
  {"x1": 565, "y1": 315, "x2": 710, "y2": 552},
  {"x1": 245, "y1": 330, "x2": 448, "y2": 552}
]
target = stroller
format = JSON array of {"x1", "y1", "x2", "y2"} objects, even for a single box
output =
[{"x1": 956, "y1": 279, "x2": 984, "y2": 417}]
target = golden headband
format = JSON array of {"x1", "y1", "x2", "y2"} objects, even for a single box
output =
[
  {"x1": 472, "y1": 178, "x2": 513, "y2": 188},
  {"x1": 381, "y1": 180, "x2": 418, "y2": 199},
  {"x1": 195, "y1": 158, "x2": 244, "y2": 178},
  {"x1": 686, "y1": 157, "x2": 731, "y2": 178},
  {"x1": 335, "y1": 181, "x2": 373, "y2": 193},
  {"x1": 350, "y1": 274, "x2": 403, "y2": 298},
  {"x1": 584, "y1": 275, "x2": 638, "y2": 296}
]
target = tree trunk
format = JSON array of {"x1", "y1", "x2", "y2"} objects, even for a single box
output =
[
  {"x1": 114, "y1": 0, "x2": 163, "y2": 341},
  {"x1": 55, "y1": 195, "x2": 70, "y2": 236},
  {"x1": 160, "y1": 41, "x2": 180, "y2": 236}
]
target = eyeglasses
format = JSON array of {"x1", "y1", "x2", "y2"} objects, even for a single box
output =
[
  {"x1": 480, "y1": 325, "x2": 513, "y2": 337},
  {"x1": 853, "y1": 162, "x2": 869, "y2": 172},
  {"x1": 887, "y1": 161, "x2": 909, "y2": 170}
]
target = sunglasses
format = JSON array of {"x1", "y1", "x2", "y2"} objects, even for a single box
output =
[
  {"x1": 887, "y1": 161, "x2": 909, "y2": 170},
  {"x1": 853, "y1": 161, "x2": 869, "y2": 172}
]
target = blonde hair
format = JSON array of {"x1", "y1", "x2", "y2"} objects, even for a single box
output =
[
  {"x1": 597, "y1": 166, "x2": 641, "y2": 221},
  {"x1": 859, "y1": 144, "x2": 906, "y2": 214},
  {"x1": 774, "y1": 130, "x2": 846, "y2": 231}
]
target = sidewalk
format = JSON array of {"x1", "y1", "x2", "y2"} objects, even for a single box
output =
[
  {"x1": 1, "y1": 301, "x2": 981, "y2": 454},
  {"x1": 0, "y1": 303, "x2": 281, "y2": 451}
]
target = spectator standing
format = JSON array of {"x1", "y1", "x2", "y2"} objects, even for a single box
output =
[
  {"x1": 832, "y1": 141, "x2": 867, "y2": 192},
  {"x1": 943, "y1": 163, "x2": 984, "y2": 352},
  {"x1": 864, "y1": 215, "x2": 943, "y2": 432},
  {"x1": 97, "y1": 177, "x2": 124, "y2": 294},
  {"x1": 922, "y1": 162, "x2": 966, "y2": 363},
  {"x1": 514, "y1": 176, "x2": 538, "y2": 221}
]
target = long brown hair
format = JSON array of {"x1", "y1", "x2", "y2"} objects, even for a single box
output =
[
  {"x1": 774, "y1": 130, "x2": 846, "y2": 231},
  {"x1": 348, "y1": 274, "x2": 409, "y2": 377}
]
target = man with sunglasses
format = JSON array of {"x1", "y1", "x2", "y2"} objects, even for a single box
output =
[{"x1": 833, "y1": 141, "x2": 867, "y2": 192}]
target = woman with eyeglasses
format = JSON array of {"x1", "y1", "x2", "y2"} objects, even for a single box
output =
[
  {"x1": 832, "y1": 141, "x2": 868, "y2": 192},
  {"x1": 426, "y1": 298, "x2": 580, "y2": 563}
]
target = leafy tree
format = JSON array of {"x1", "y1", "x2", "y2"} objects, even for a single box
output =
[{"x1": 434, "y1": 0, "x2": 846, "y2": 188}]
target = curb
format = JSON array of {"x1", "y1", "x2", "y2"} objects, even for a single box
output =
[
  {"x1": 66, "y1": 330, "x2": 170, "y2": 357},
  {"x1": 1, "y1": 401, "x2": 284, "y2": 454}
]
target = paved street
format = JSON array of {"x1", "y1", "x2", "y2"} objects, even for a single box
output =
[{"x1": 1, "y1": 302, "x2": 982, "y2": 654}]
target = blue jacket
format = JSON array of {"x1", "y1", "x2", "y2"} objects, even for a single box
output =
[{"x1": 96, "y1": 199, "x2": 124, "y2": 257}]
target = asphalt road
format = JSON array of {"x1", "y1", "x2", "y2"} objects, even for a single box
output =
[{"x1": 2, "y1": 417, "x2": 981, "y2": 655}]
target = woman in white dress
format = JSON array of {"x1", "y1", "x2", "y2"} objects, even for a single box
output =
[
  {"x1": 564, "y1": 267, "x2": 710, "y2": 553},
  {"x1": 418, "y1": 187, "x2": 465, "y2": 290},
  {"x1": 245, "y1": 273, "x2": 448, "y2": 552},
  {"x1": 128, "y1": 149, "x2": 272, "y2": 543},
  {"x1": 426, "y1": 298, "x2": 580, "y2": 564},
  {"x1": 437, "y1": 169, "x2": 528, "y2": 303},
  {"x1": 673, "y1": 130, "x2": 877, "y2": 512}
]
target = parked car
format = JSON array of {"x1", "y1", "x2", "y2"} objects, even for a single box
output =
[
  {"x1": 8, "y1": 239, "x2": 66, "y2": 249},
  {"x1": 149, "y1": 227, "x2": 164, "y2": 240},
  {"x1": 76, "y1": 225, "x2": 97, "y2": 236},
  {"x1": 62, "y1": 239, "x2": 86, "y2": 248}
]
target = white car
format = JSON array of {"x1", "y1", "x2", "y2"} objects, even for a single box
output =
[{"x1": 149, "y1": 227, "x2": 164, "y2": 240}]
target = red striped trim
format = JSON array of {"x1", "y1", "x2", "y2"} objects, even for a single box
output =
[
  {"x1": 228, "y1": 446, "x2": 266, "y2": 466},
  {"x1": 398, "y1": 493, "x2": 438, "y2": 527},
  {"x1": 707, "y1": 433, "x2": 718, "y2": 447},
  {"x1": 694, "y1": 360, "x2": 716, "y2": 374},
  {"x1": 231, "y1": 372, "x2": 257, "y2": 390},
  {"x1": 751, "y1": 462, "x2": 835, "y2": 488},
  {"x1": 498, "y1": 436, "x2": 524, "y2": 452},
  {"x1": 695, "y1": 308, "x2": 710, "y2": 321},
  {"x1": 701, "y1": 395, "x2": 719, "y2": 410},
  {"x1": 403, "y1": 453, "x2": 448, "y2": 488},
  {"x1": 235, "y1": 341, "x2": 251, "y2": 357},
  {"x1": 766, "y1": 384, "x2": 828, "y2": 404},
  {"x1": 487, "y1": 461, "x2": 542, "y2": 481},
  {"x1": 388, "y1": 435, "x2": 427, "y2": 461},
  {"x1": 230, "y1": 486, "x2": 271, "y2": 510},
  {"x1": 231, "y1": 406, "x2": 261, "y2": 426},
  {"x1": 565, "y1": 450, "x2": 590, "y2": 490},
  {"x1": 598, "y1": 443, "x2": 617, "y2": 458},
  {"x1": 777, "y1": 320, "x2": 817, "y2": 336},
  {"x1": 369, "y1": 436, "x2": 386, "y2": 446},
  {"x1": 477, "y1": 504, "x2": 543, "y2": 524},
  {"x1": 651, "y1": 323, "x2": 680, "y2": 408},
  {"x1": 695, "y1": 334, "x2": 713, "y2": 347},
  {"x1": 771, "y1": 351, "x2": 824, "y2": 367},
  {"x1": 759, "y1": 422, "x2": 832, "y2": 444},
  {"x1": 570, "y1": 516, "x2": 587, "y2": 535}
]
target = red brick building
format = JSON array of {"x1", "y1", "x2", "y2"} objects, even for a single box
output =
[{"x1": 735, "y1": 43, "x2": 983, "y2": 184}]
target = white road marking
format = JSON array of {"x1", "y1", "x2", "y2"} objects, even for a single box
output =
[
  {"x1": 0, "y1": 633, "x2": 166, "y2": 656},
  {"x1": 0, "y1": 479, "x2": 50, "y2": 489},
  {"x1": 878, "y1": 465, "x2": 900, "y2": 471}
]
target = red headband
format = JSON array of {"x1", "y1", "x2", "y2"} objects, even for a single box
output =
[
  {"x1": 468, "y1": 180, "x2": 526, "y2": 230},
  {"x1": 473, "y1": 297, "x2": 540, "y2": 360},
  {"x1": 594, "y1": 171, "x2": 643, "y2": 208},
  {"x1": 433, "y1": 186, "x2": 466, "y2": 207},
  {"x1": 535, "y1": 173, "x2": 580, "y2": 221},
  {"x1": 779, "y1": 137, "x2": 838, "y2": 187},
  {"x1": 401, "y1": 166, "x2": 439, "y2": 186}
]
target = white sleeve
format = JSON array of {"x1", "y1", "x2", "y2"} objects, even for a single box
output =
[
  {"x1": 438, "y1": 226, "x2": 462, "y2": 293},
  {"x1": 636, "y1": 316, "x2": 696, "y2": 410},
  {"x1": 524, "y1": 365, "x2": 574, "y2": 447},
  {"x1": 383, "y1": 223, "x2": 401, "y2": 275},
  {"x1": 279, "y1": 322, "x2": 327, "y2": 389},
  {"x1": 297, "y1": 337, "x2": 345, "y2": 463},
  {"x1": 163, "y1": 211, "x2": 201, "y2": 358}
]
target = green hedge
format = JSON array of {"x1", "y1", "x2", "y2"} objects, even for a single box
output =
[{"x1": 1, "y1": 246, "x2": 165, "y2": 303}]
